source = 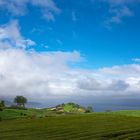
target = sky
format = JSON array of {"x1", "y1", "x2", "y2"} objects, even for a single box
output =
[{"x1": 0, "y1": 0, "x2": 140, "y2": 111}]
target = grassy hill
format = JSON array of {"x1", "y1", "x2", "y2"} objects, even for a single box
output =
[
  {"x1": 48, "y1": 102, "x2": 87, "y2": 113},
  {"x1": 105, "y1": 110, "x2": 140, "y2": 117},
  {"x1": 1, "y1": 114, "x2": 140, "y2": 139},
  {"x1": 0, "y1": 108, "x2": 47, "y2": 120},
  {"x1": 0, "y1": 103, "x2": 88, "y2": 120},
  {"x1": 1, "y1": 106, "x2": 140, "y2": 120},
  {"x1": 94, "y1": 109, "x2": 140, "y2": 117},
  {"x1": 2, "y1": 104, "x2": 140, "y2": 139}
]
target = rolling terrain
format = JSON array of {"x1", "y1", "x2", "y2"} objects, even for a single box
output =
[
  {"x1": 1, "y1": 109, "x2": 140, "y2": 139},
  {"x1": 1, "y1": 113, "x2": 140, "y2": 140},
  {"x1": 0, "y1": 103, "x2": 87, "y2": 120}
]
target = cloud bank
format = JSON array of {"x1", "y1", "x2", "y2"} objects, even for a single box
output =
[{"x1": 1, "y1": 47, "x2": 140, "y2": 101}]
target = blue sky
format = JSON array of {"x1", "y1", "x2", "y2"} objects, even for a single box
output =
[
  {"x1": 1, "y1": 0, "x2": 140, "y2": 68},
  {"x1": 1, "y1": 0, "x2": 140, "y2": 111}
]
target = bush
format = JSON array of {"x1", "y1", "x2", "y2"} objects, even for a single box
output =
[{"x1": 0, "y1": 117, "x2": 2, "y2": 121}]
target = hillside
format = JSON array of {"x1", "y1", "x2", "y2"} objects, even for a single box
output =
[
  {"x1": 1, "y1": 114, "x2": 140, "y2": 140},
  {"x1": 0, "y1": 103, "x2": 89, "y2": 120},
  {"x1": 105, "y1": 110, "x2": 140, "y2": 117},
  {"x1": 48, "y1": 102, "x2": 87, "y2": 113},
  {"x1": 2, "y1": 108, "x2": 140, "y2": 139},
  {"x1": 0, "y1": 108, "x2": 47, "y2": 120}
]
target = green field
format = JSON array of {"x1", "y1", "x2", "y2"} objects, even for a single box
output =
[
  {"x1": 0, "y1": 103, "x2": 87, "y2": 120},
  {"x1": 105, "y1": 110, "x2": 140, "y2": 117},
  {"x1": 0, "y1": 108, "x2": 54, "y2": 120},
  {"x1": 1, "y1": 112, "x2": 140, "y2": 140}
]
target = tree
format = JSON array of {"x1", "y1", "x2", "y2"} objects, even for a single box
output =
[
  {"x1": 1, "y1": 100, "x2": 5, "y2": 107},
  {"x1": 0, "y1": 100, "x2": 5, "y2": 111},
  {"x1": 14, "y1": 96, "x2": 27, "y2": 107}
]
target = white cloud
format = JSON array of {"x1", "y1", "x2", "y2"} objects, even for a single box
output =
[
  {"x1": 0, "y1": 48, "x2": 140, "y2": 102},
  {"x1": 25, "y1": 39, "x2": 36, "y2": 46},
  {"x1": 0, "y1": 20, "x2": 36, "y2": 49},
  {"x1": 31, "y1": 0, "x2": 60, "y2": 21},
  {"x1": 92, "y1": 0, "x2": 140, "y2": 27},
  {"x1": 78, "y1": 78, "x2": 129, "y2": 92},
  {"x1": 98, "y1": 64, "x2": 140, "y2": 77},
  {"x1": 0, "y1": 49, "x2": 83, "y2": 100},
  {"x1": 78, "y1": 77, "x2": 104, "y2": 91},
  {"x1": 0, "y1": 0, "x2": 28, "y2": 16},
  {"x1": 108, "y1": 80, "x2": 129, "y2": 91},
  {"x1": 104, "y1": 4, "x2": 133, "y2": 27},
  {"x1": 106, "y1": 6, "x2": 133, "y2": 25},
  {"x1": 0, "y1": 0, "x2": 60, "y2": 21}
]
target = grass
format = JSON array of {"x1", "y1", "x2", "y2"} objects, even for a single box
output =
[
  {"x1": 63, "y1": 104, "x2": 85, "y2": 113},
  {"x1": 0, "y1": 107, "x2": 85, "y2": 120},
  {"x1": 0, "y1": 103, "x2": 89, "y2": 120},
  {"x1": 2, "y1": 108, "x2": 140, "y2": 120},
  {"x1": 106, "y1": 110, "x2": 140, "y2": 117},
  {"x1": 1, "y1": 113, "x2": 140, "y2": 139},
  {"x1": 0, "y1": 108, "x2": 57, "y2": 120},
  {"x1": 1, "y1": 109, "x2": 140, "y2": 139}
]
